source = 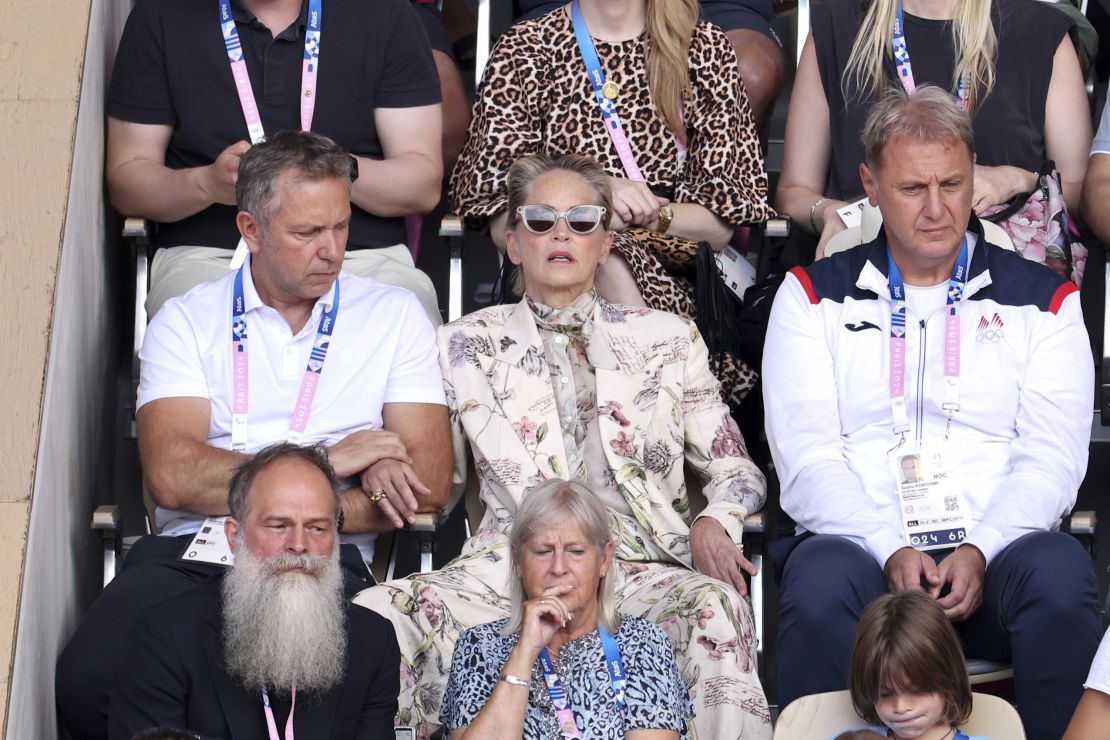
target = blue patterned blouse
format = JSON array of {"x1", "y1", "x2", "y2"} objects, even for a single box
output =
[{"x1": 441, "y1": 615, "x2": 694, "y2": 738}]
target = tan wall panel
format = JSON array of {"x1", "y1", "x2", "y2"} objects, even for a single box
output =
[
  {"x1": 5, "y1": 0, "x2": 127, "y2": 729},
  {"x1": 0, "y1": 503, "x2": 30, "y2": 722},
  {"x1": 0, "y1": 3, "x2": 89, "y2": 102},
  {"x1": 0, "y1": 90, "x2": 82, "y2": 504},
  {"x1": 0, "y1": 0, "x2": 96, "y2": 735}
]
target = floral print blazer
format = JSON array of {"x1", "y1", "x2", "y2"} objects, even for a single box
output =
[{"x1": 436, "y1": 296, "x2": 766, "y2": 568}]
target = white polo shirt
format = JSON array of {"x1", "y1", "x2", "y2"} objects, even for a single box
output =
[{"x1": 137, "y1": 257, "x2": 446, "y2": 560}]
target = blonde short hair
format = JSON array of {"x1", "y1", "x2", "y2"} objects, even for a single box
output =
[
  {"x1": 862, "y1": 85, "x2": 975, "y2": 170},
  {"x1": 504, "y1": 479, "x2": 618, "y2": 636}
]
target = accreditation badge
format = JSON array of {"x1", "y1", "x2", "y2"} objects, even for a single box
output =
[
  {"x1": 179, "y1": 516, "x2": 236, "y2": 567},
  {"x1": 891, "y1": 441, "x2": 971, "y2": 551}
]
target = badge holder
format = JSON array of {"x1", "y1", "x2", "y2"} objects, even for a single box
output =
[
  {"x1": 716, "y1": 245, "x2": 756, "y2": 301},
  {"x1": 179, "y1": 516, "x2": 236, "y2": 567},
  {"x1": 836, "y1": 196, "x2": 869, "y2": 230},
  {"x1": 229, "y1": 237, "x2": 249, "y2": 270},
  {"x1": 892, "y1": 441, "x2": 971, "y2": 551}
]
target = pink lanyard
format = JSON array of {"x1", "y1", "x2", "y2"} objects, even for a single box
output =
[
  {"x1": 893, "y1": 0, "x2": 969, "y2": 111},
  {"x1": 570, "y1": 0, "x2": 685, "y2": 182},
  {"x1": 261, "y1": 682, "x2": 296, "y2": 740},
  {"x1": 218, "y1": 0, "x2": 322, "y2": 142},
  {"x1": 230, "y1": 266, "x2": 339, "y2": 450},
  {"x1": 887, "y1": 237, "x2": 968, "y2": 440}
]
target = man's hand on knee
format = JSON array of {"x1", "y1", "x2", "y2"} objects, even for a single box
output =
[
  {"x1": 690, "y1": 518, "x2": 757, "y2": 597},
  {"x1": 934, "y1": 544, "x2": 985, "y2": 621},
  {"x1": 883, "y1": 547, "x2": 941, "y2": 594}
]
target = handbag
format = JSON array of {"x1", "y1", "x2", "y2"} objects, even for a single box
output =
[
  {"x1": 981, "y1": 161, "x2": 1088, "y2": 287},
  {"x1": 621, "y1": 212, "x2": 747, "y2": 358}
]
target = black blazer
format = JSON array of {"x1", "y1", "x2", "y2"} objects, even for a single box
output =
[{"x1": 108, "y1": 575, "x2": 399, "y2": 740}]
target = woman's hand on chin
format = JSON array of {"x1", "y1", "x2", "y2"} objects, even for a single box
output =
[
  {"x1": 609, "y1": 176, "x2": 668, "y2": 230},
  {"x1": 517, "y1": 584, "x2": 576, "y2": 655}
]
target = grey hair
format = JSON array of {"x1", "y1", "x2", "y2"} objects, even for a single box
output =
[
  {"x1": 504, "y1": 478, "x2": 619, "y2": 636},
  {"x1": 504, "y1": 153, "x2": 614, "y2": 297},
  {"x1": 236, "y1": 130, "x2": 354, "y2": 234},
  {"x1": 862, "y1": 85, "x2": 975, "y2": 170},
  {"x1": 227, "y1": 442, "x2": 341, "y2": 522}
]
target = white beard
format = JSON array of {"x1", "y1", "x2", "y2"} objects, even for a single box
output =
[{"x1": 221, "y1": 546, "x2": 348, "y2": 696}]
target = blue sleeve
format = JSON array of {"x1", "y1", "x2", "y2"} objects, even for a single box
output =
[
  {"x1": 440, "y1": 626, "x2": 501, "y2": 730},
  {"x1": 620, "y1": 619, "x2": 694, "y2": 733}
]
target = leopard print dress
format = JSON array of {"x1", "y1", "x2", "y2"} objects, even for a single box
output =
[{"x1": 449, "y1": 6, "x2": 772, "y2": 407}]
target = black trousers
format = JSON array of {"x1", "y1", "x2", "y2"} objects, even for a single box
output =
[{"x1": 56, "y1": 534, "x2": 374, "y2": 740}]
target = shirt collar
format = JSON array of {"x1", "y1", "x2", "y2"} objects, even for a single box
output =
[
  {"x1": 856, "y1": 214, "x2": 991, "y2": 299},
  {"x1": 240, "y1": 255, "x2": 338, "y2": 316},
  {"x1": 231, "y1": 0, "x2": 309, "y2": 35}
]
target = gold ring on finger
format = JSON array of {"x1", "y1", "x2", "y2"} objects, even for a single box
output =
[{"x1": 368, "y1": 489, "x2": 386, "y2": 503}]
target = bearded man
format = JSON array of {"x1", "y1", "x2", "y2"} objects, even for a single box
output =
[{"x1": 108, "y1": 443, "x2": 400, "y2": 740}]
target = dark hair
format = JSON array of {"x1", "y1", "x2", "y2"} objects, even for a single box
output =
[
  {"x1": 236, "y1": 130, "x2": 353, "y2": 232},
  {"x1": 849, "y1": 591, "x2": 972, "y2": 726},
  {"x1": 130, "y1": 728, "x2": 200, "y2": 740},
  {"x1": 227, "y1": 442, "x2": 341, "y2": 522}
]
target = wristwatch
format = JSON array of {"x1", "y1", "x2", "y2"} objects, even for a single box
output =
[{"x1": 655, "y1": 205, "x2": 674, "y2": 234}]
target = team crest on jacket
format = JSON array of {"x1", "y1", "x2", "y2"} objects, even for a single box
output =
[{"x1": 975, "y1": 313, "x2": 1004, "y2": 343}]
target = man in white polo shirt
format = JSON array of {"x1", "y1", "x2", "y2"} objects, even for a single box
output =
[{"x1": 58, "y1": 131, "x2": 452, "y2": 740}]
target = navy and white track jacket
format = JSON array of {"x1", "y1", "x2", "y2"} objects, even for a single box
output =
[{"x1": 763, "y1": 217, "x2": 1092, "y2": 567}]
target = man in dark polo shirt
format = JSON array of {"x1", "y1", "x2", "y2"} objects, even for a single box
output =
[{"x1": 106, "y1": 0, "x2": 444, "y2": 322}]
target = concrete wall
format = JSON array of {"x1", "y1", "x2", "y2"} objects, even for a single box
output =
[{"x1": 0, "y1": 0, "x2": 122, "y2": 736}]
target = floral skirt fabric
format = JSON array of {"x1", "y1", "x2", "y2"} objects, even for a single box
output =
[{"x1": 353, "y1": 528, "x2": 772, "y2": 739}]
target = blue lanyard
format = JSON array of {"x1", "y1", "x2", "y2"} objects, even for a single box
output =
[
  {"x1": 230, "y1": 266, "x2": 340, "y2": 450},
  {"x1": 538, "y1": 626, "x2": 627, "y2": 737},
  {"x1": 886, "y1": 237, "x2": 969, "y2": 438},
  {"x1": 569, "y1": 0, "x2": 647, "y2": 181},
  {"x1": 598, "y1": 626, "x2": 626, "y2": 712},
  {"x1": 893, "y1": 0, "x2": 969, "y2": 111}
]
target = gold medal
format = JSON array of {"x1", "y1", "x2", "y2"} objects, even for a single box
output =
[{"x1": 601, "y1": 79, "x2": 619, "y2": 100}]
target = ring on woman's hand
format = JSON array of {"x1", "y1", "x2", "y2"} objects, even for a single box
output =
[{"x1": 368, "y1": 489, "x2": 386, "y2": 503}]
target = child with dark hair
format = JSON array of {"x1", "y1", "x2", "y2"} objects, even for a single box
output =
[{"x1": 834, "y1": 591, "x2": 988, "y2": 740}]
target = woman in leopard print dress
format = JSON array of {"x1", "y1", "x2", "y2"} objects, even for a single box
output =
[{"x1": 449, "y1": 0, "x2": 772, "y2": 408}]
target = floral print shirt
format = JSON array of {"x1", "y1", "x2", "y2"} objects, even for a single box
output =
[
  {"x1": 437, "y1": 295, "x2": 767, "y2": 569},
  {"x1": 527, "y1": 291, "x2": 671, "y2": 562}
]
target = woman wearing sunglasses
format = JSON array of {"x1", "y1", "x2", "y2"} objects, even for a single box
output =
[
  {"x1": 448, "y1": 0, "x2": 771, "y2": 412},
  {"x1": 354, "y1": 153, "x2": 771, "y2": 738}
]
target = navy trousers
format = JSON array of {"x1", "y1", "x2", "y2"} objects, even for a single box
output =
[{"x1": 775, "y1": 532, "x2": 1101, "y2": 740}]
